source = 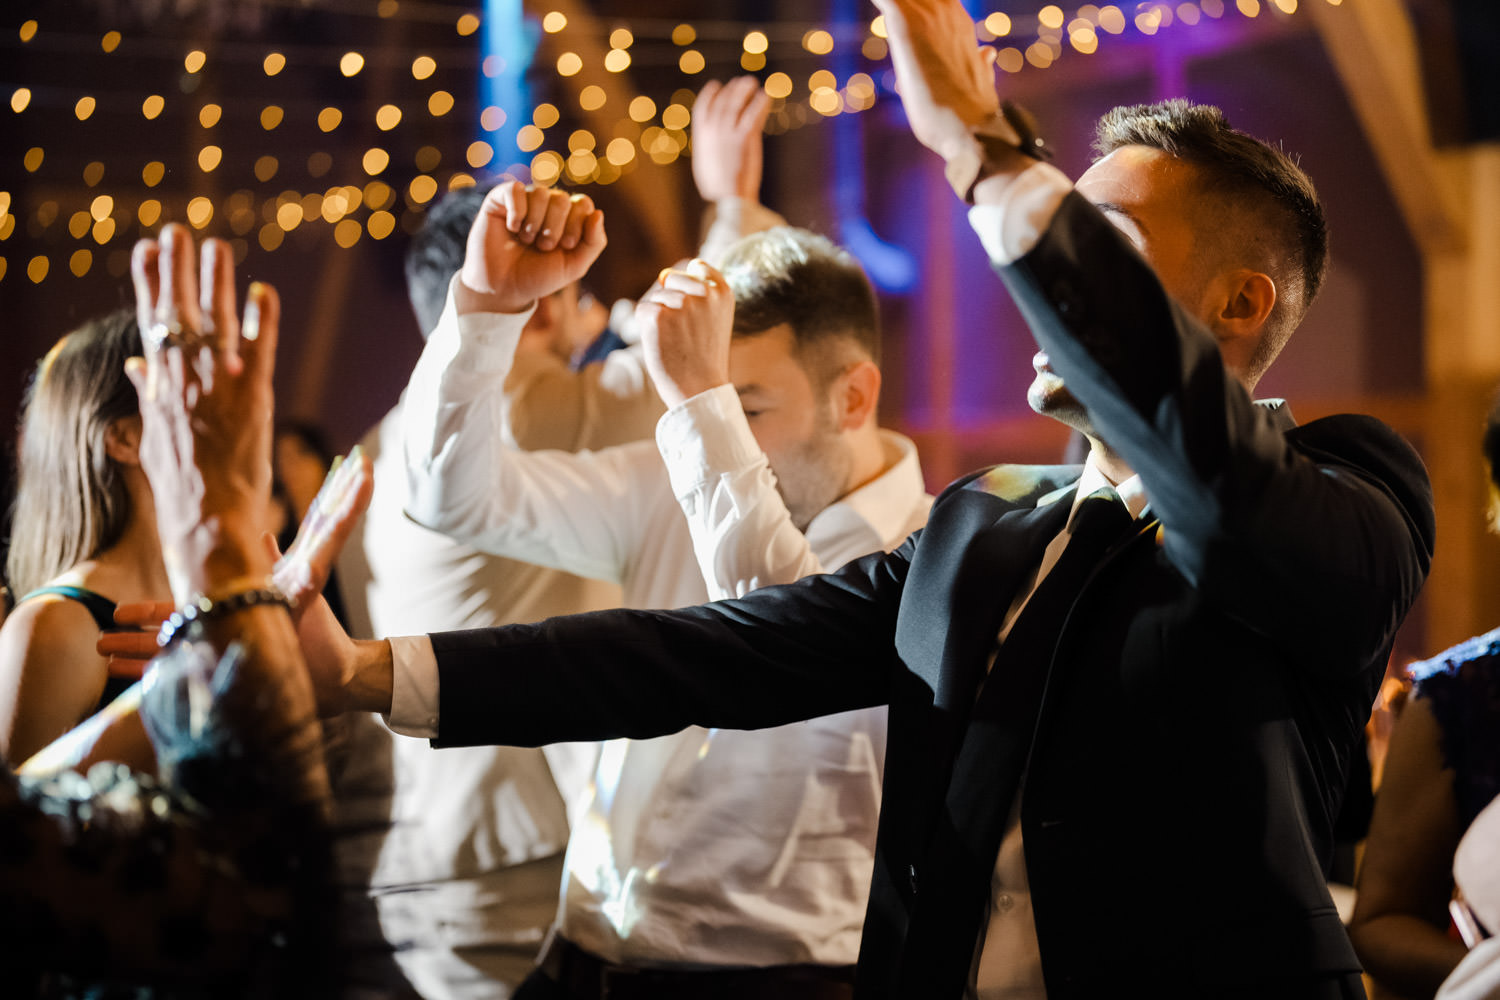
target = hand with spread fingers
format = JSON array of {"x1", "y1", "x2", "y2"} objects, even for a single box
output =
[
  {"x1": 636, "y1": 258, "x2": 737, "y2": 408},
  {"x1": 456, "y1": 181, "x2": 607, "y2": 316},
  {"x1": 691, "y1": 76, "x2": 773, "y2": 204},
  {"x1": 871, "y1": 0, "x2": 1001, "y2": 161},
  {"x1": 127, "y1": 223, "x2": 278, "y2": 603}
]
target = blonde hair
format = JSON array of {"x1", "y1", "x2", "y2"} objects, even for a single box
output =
[{"x1": 6, "y1": 310, "x2": 142, "y2": 596}]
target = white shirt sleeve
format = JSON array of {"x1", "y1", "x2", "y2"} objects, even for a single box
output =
[
  {"x1": 400, "y1": 282, "x2": 655, "y2": 584},
  {"x1": 385, "y1": 634, "x2": 440, "y2": 738},
  {"x1": 655, "y1": 384, "x2": 826, "y2": 600},
  {"x1": 966, "y1": 160, "x2": 1074, "y2": 265}
]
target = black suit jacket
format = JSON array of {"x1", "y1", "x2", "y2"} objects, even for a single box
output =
[{"x1": 430, "y1": 194, "x2": 1434, "y2": 998}]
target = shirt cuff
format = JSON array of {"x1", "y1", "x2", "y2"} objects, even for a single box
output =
[
  {"x1": 385, "y1": 634, "x2": 440, "y2": 739},
  {"x1": 447, "y1": 274, "x2": 538, "y2": 364},
  {"x1": 966, "y1": 161, "x2": 1074, "y2": 265},
  {"x1": 655, "y1": 384, "x2": 764, "y2": 499}
]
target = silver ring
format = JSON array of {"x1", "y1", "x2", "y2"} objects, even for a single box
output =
[{"x1": 145, "y1": 317, "x2": 208, "y2": 352}]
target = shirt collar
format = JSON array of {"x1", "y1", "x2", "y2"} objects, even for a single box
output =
[
  {"x1": 1065, "y1": 453, "x2": 1149, "y2": 526},
  {"x1": 806, "y1": 430, "x2": 929, "y2": 548}
]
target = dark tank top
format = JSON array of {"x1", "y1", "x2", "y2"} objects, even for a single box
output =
[{"x1": 15, "y1": 585, "x2": 136, "y2": 712}]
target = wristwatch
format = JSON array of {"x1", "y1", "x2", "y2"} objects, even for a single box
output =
[{"x1": 943, "y1": 100, "x2": 1053, "y2": 204}]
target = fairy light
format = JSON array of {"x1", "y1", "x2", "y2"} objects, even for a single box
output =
[
  {"x1": 1098, "y1": 6, "x2": 1128, "y2": 32},
  {"x1": 481, "y1": 106, "x2": 506, "y2": 130},
  {"x1": 28, "y1": 256, "x2": 49, "y2": 284},
  {"x1": 75, "y1": 97, "x2": 96, "y2": 121},
  {"x1": 679, "y1": 50, "x2": 705, "y2": 74},
  {"x1": 409, "y1": 175, "x2": 438, "y2": 204},
  {"x1": 363, "y1": 147, "x2": 390, "y2": 174},
  {"x1": 138, "y1": 200, "x2": 162, "y2": 227},
  {"x1": 558, "y1": 52, "x2": 583, "y2": 76},
  {"x1": 661, "y1": 104, "x2": 690, "y2": 130},
  {"x1": 340, "y1": 51, "x2": 365, "y2": 76},
  {"x1": 1038, "y1": 5, "x2": 1065, "y2": 29},
  {"x1": 377, "y1": 104, "x2": 403, "y2": 130},
  {"x1": 455, "y1": 13, "x2": 480, "y2": 36},
  {"x1": 307, "y1": 152, "x2": 332, "y2": 178},
  {"x1": 142, "y1": 95, "x2": 164, "y2": 119},
  {"x1": 184, "y1": 49, "x2": 206, "y2": 73},
  {"x1": 605, "y1": 49, "x2": 631, "y2": 72},
  {"x1": 318, "y1": 107, "x2": 343, "y2": 131},
  {"x1": 261, "y1": 105, "x2": 284, "y2": 130},
  {"x1": 142, "y1": 161, "x2": 164, "y2": 186},
  {"x1": 534, "y1": 103, "x2": 561, "y2": 128},
  {"x1": 415, "y1": 145, "x2": 442, "y2": 171},
  {"x1": 69, "y1": 211, "x2": 90, "y2": 238},
  {"x1": 368, "y1": 211, "x2": 396, "y2": 240},
  {"x1": 11, "y1": 88, "x2": 31, "y2": 113},
  {"x1": 543, "y1": 11, "x2": 567, "y2": 33},
  {"x1": 1202, "y1": 0, "x2": 1226, "y2": 15},
  {"x1": 671, "y1": 24, "x2": 696, "y2": 45},
  {"x1": 765, "y1": 73, "x2": 793, "y2": 100},
  {"x1": 198, "y1": 145, "x2": 223, "y2": 171},
  {"x1": 255, "y1": 156, "x2": 279, "y2": 181},
  {"x1": 802, "y1": 30, "x2": 834, "y2": 54},
  {"x1": 412, "y1": 55, "x2": 436, "y2": 80},
  {"x1": 19, "y1": 20, "x2": 38, "y2": 42},
  {"x1": 580, "y1": 86, "x2": 606, "y2": 111},
  {"x1": 627, "y1": 96, "x2": 655, "y2": 123},
  {"x1": 70, "y1": 248, "x2": 92, "y2": 277},
  {"x1": 200, "y1": 103, "x2": 222, "y2": 128},
  {"x1": 264, "y1": 52, "x2": 286, "y2": 76},
  {"x1": 466, "y1": 141, "x2": 495, "y2": 168},
  {"x1": 334, "y1": 218, "x2": 362, "y2": 248},
  {"x1": 24, "y1": 148, "x2": 44, "y2": 172}
]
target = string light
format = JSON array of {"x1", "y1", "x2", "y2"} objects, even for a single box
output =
[{"x1": 1, "y1": 1, "x2": 1302, "y2": 269}]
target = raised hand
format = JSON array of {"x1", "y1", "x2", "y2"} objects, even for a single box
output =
[
  {"x1": 127, "y1": 224, "x2": 277, "y2": 602},
  {"x1": 872, "y1": 0, "x2": 1000, "y2": 161},
  {"x1": 691, "y1": 77, "x2": 772, "y2": 204},
  {"x1": 636, "y1": 259, "x2": 736, "y2": 408},
  {"x1": 274, "y1": 446, "x2": 374, "y2": 611},
  {"x1": 456, "y1": 181, "x2": 607, "y2": 315}
]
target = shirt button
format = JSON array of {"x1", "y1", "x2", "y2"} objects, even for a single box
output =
[{"x1": 996, "y1": 892, "x2": 1015, "y2": 913}]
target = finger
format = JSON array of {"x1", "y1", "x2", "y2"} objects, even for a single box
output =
[
  {"x1": 521, "y1": 185, "x2": 552, "y2": 241},
  {"x1": 559, "y1": 193, "x2": 595, "y2": 250},
  {"x1": 696, "y1": 79, "x2": 723, "y2": 119},
  {"x1": 724, "y1": 75, "x2": 758, "y2": 116},
  {"x1": 240, "y1": 280, "x2": 280, "y2": 391},
  {"x1": 660, "y1": 269, "x2": 711, "y2": 297},
  {"x1": 131, "y1": 240, "x2": 161, "y2": 337},
  {"x1": 740, "y1": 88, "x2": 773, "y2": 132},
  {"x1": 113, "y1": 601, "x2": 176, "y2": 628},
  {"x1": 494, "y1": 180, "x2": 527, "y2": 235},
  {"x1": 202, "y1": 238, "x2": 242, "y2": 372},
  {"x1": 536, "y1": 189, "x2": 573, "y2": 251},
  {"x1": 575, "y1": 209, "x2": 607, "y2": 266},
  {"x1": 97, "y1": 632, "x2": 162, "y2": 661},
  {"x1": 160, "y1": 223, "x2": 203, "y2": 335}
]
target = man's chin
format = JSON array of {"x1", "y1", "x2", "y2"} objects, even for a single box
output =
[{"x1": 1027, "y1": 379, "x2": 1092, "y2": 435}]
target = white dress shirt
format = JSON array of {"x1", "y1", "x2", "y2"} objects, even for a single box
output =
[{"x1": 392, "y1": 296, "x2": 932, "y2": 967}]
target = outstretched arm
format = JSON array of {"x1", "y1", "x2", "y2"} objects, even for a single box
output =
[{"x1": 691, "y1": 76, "x2": 787, "y2": 264}]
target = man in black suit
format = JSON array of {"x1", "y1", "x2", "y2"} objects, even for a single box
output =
[{"x1": 300, "y1": 0, "x2": 1434, "y2": 996}]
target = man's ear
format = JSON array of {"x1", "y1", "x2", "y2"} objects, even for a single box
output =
[
  {"x1": 833, "y1": 359, "x2": 881, "y2": 432},
  {"x1": 1212, "y1": 269, "x2": 1276, "y2": 368},
  {"x1": 104, "y1": 414, "x2": 142, "y2": 467}
]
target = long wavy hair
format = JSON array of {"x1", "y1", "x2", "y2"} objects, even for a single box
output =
[{"x1": 6, "y1": 310, "x2": 142, "y2": 598}]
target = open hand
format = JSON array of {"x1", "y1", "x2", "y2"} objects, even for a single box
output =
[
  {"x1": 872, "y1": 0, "x2": 1000, "y2": 161},
  {"x1": 456, "y1": 181, "x2": 606, "y2": 315},
  {"x1": 128, "y1": 225, "x2": 277, "y2": 602},
  {"x1": 637, "y1": 259, "x2": 736, "y2": 408},
  {"x1": 691, "y1": 77, "x2": 772, "y2": 204}
]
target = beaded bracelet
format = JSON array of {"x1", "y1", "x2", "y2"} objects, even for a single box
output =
[{"x1": 156, "y1": 583, "x2": 293, "y2": 648}]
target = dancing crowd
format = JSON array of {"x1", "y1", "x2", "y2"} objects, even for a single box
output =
[{"x1": 1, "y1": 1, "x2": 1495, "y2": 998}]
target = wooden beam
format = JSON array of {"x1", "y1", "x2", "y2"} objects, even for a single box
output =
[{"x1": 1306, "y1": 0, "x2": 1469, "y2": 254}]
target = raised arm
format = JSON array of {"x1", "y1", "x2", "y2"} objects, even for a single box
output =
[
  {"x1": 638, "y1": 259, "x2": 828, "y2": 597},
  {"x1": 875, "y1": 0, "x2": 1433, "y2": 670},
  {"x1": 401, "y1": 184, "x2": 659, "y2": 582},
  {"x1": 691, "y1": 76, "x2": 787, "y2": 263}
]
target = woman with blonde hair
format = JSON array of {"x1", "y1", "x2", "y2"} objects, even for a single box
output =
[{"x1": 0, "y1": 310, "x2": 171, "y2": 767}]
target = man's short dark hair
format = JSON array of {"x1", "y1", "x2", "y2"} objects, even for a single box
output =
[
  {"x1": 718, "y1": 227, "x2": 880, "y2": 380},
  {"x1": 404, "y1": 184, "x2": 493, "y2": 337},
  {"x1": 1094, "y1": 100, "x2": 1327, "y2": 370}
]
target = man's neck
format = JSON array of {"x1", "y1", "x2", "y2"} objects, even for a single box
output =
[
  {"x1": 1086, "y1": 439, "x2": 1135, "y2": 486},
  {"x1": 842, "y1": 424, "x2": 893, "y2": 497}
]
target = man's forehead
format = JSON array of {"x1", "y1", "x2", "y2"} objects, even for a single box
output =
[{"x1": 1077, "y1": 145, "x2": 1195, "y2": 203}]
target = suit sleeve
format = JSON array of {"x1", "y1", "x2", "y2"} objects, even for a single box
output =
[
  {"x1": 995, "y1": 192, "x2": 1434, "y2": 673},
  {"x1": 430, "y1": 533, "x2": 917, "y2": 748}
]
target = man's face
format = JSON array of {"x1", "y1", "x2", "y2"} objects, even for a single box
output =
[
  {"x1": 728, "y1": 323, "x2": 851, "y2": 531},
  {"x1": 1029, "y1": 145, "x2": 1209, "y2": 434}
]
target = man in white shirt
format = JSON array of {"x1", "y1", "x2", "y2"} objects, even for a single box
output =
[{"x1": 385, "y1": 183, "x2": 929, "y2": 998}]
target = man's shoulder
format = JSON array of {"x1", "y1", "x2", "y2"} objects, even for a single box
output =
[{"x1": 936, "y1": 462, "x2": 1081, "y2": 508}]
